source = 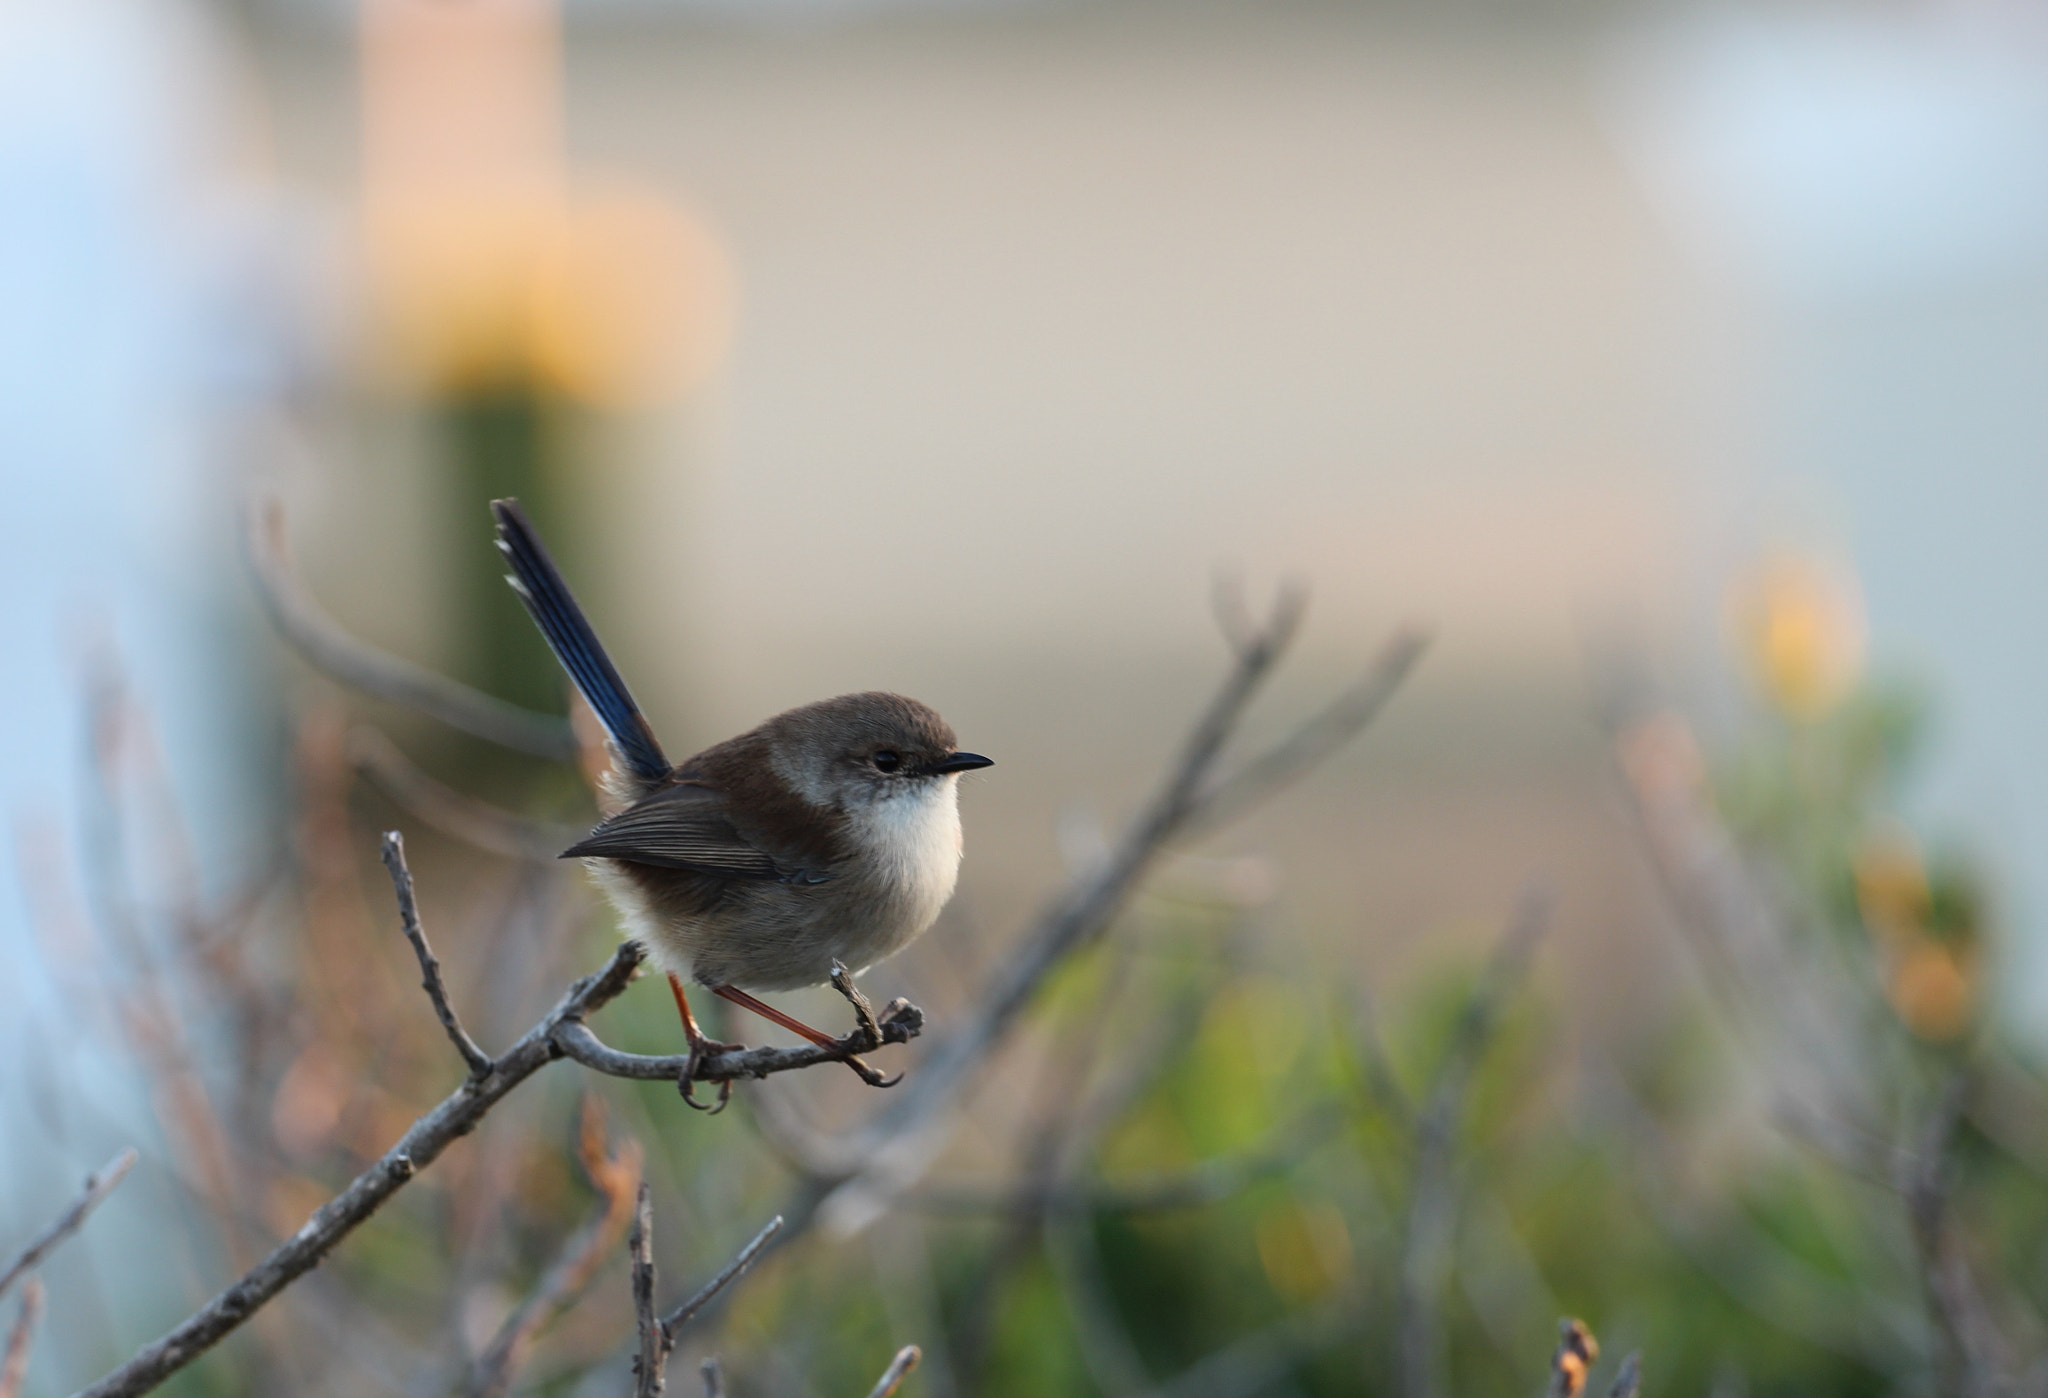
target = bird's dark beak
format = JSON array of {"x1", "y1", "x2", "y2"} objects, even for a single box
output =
[{"x1": 929, "y1": 751, "x2": 994, "y2": 774}]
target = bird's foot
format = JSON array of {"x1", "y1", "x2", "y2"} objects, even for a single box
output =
[
  {"x1": 679, "y1": 1034, "x2": 744, "y2": 1114},
  {"x1": 828, "y1": 963, "x2": 926, "y2": 1088}
]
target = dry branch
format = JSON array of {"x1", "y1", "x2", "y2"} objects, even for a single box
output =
[
  {"x1": 381, "y1": 832, "x2": 493, "y2": 1078},
  {"x1": 0, "y1": 1150, "x2": 136, "y2": 1305},
  {"x1": 1604, "y1": 1352, "x2": 1642, "y2": 1398},
  {"x1": 628, "y1": 1189, "x2": 783, "y2": 1398},
  {"x1": 864, "y1": 1346, "x2": 922, "y2": 1398},
  {"x1": 244, "y1": 500, "x2": 575, "y2": 760},
  {"x1": 0, "y1": 1280, "x2": 45, "y2": 1398}
]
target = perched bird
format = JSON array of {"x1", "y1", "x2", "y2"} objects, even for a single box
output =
[{"x1": 491, "y1": 500, "x2": 992, "y2": 1108}]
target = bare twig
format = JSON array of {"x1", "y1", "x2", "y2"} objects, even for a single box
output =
[
  {"x1": 0, "y1": 1150, "x2": 136, "y2": 1305},
  {"x1": 1604, "y1": 1352, "x2": 1642, "y2": 1398},
  {"x1": 1399, "y1": 891, "x2": 1551, "y2": 1398},
  {"x1": 1182, "y1": 626, "x2": 1431, "y2": 838},
  {"x1": 1546, "y1": 1319, "x2": 1599, "y2": 1398},
  {"x1": 627, "y1": 1195, "x2": 782, "y2": 1398},
  {"x1": 0, "y1": 1280, "x2": 45, "y2": 1398},
  {"x1": 662, "y1": 1214, "x2": 785, "y2": 1335},
  {"x1": 466, "y1": 1099, "x2": 644, "y2": 1398},
  {"x1": 552, "y1": 1013, "x2": 923, "y2": 1089},
  {"x1": 864, "y1": 1347, "x2": 921, "y2": 1398},
  {"x1": 352, "y1": 728, "x2": 581, "y2": 862},
  {"x1": 700, "y1": 1358, "x2": 725, "y2": 1398},
  {"x1": 380, "y1": 832, "x2": 494, "y2": 1078},
  {"x1": 244, "y1": 499, "x2": 576, "y2": 761},
  {"x1": 74, "y1": 946, "x2": 644, "y2": 1398},
  {"x1": 812, "y1": 600, "x2": 1427, "y2": 1233},
  {"x1": 631, "y1": 1185, "x2": 665, "y2": 1398}
]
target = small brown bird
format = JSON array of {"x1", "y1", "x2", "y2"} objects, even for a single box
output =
[{"x1": 492, "y1": 501, "x2": 991, "y2": 1107}]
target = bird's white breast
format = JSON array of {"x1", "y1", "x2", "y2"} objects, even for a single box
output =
[{"x1": 860, "y1": 778, "x2": 964, "y2": 925}]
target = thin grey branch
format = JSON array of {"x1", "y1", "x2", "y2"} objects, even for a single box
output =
[
  {"x1": 631, "y1": 1185, "x2": 665, "y2": 1398},
  {"x1": 627, "y1": 1196, "x2": 781, "y2": 1398},
  {"x1": 551, "y1": 1013, "x2": 922, "y2": 1089},
  {"x1": 380, "y1": 832, "x2": 494, "y2": 1078},
  {"x1": 700, "y1": 1358, "x2": 725, "y2": 1398},
  {"x1": 73, "y1": 945, "x2": 644, "y2": 1398},
  {"x1": 244, "y1": 499, "x2": 575, "y2": 761},
  {"x1": 0, "y1": 1279, "x2": 45, "y2": 1398},
  {"x1": 864, "y1": 1347, "x2": 922, "y2": 1398},
  {"x1": 1182, "y1": 626, "x2": 1431, "y2": 839},
  {"x1": 0, "y1": 1149, "x2": 136, "y2": 1305},
  {"x1": 1399, "y1": 891, "x2": 1550, "y2": 1398},
  {"x1": 352, "y1": 728, "x2": 581, "y2": 862},
  {"x1": 661, "y1": 1215, "x2": 784, "y2": 1336}
]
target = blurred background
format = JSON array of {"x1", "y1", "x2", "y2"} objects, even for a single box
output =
[{"x1": 8, "y1": 0, "x2": 2048, "y2": 1393}]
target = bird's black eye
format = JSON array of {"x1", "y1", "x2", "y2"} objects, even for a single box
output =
[{"x1": 872, "y1": 750, "x2": 903, "y2": 773}]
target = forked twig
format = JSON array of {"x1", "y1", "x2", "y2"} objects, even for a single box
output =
[{"x1": 629, "y1": 1194, "x2": 784, "y2": 1397}]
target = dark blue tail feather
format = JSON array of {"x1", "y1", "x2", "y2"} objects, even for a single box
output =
[{"x1": 490, "y1": 500, "x2": 670, "y2": 784}]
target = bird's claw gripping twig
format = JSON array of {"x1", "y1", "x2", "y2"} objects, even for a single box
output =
[
  {"x1": 679, "y1": 1036, "x2": 742, "y2": 1114},
  {"x1": 830, "y1": 963, "x2": 921, "y2": 1088}
]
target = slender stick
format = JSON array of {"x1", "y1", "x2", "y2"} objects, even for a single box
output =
[
  {"x1": 660, "y1": 1215, "x2": 785, "y2": 1335},
  {"x1": 630, "y1": 1185, "x2": 665, "y2": 1398},
  {"x1": 0, "y1": 1150, "x2": 136, "y2": 1305},
  {"x1": 864, "y1": 1346, "x2": 922, "y2": 1398},
  {"x1": 0, "y1": 1280, "x2": 45, "y2": 1398},
  {"x1": 380, "y1": 832, "x2": 494, "y2": 1078}
]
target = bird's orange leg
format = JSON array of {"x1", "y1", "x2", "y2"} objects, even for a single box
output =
[
  {"x1": 713, "y1": 984, "x2": 897, "y2": 1087},
  {"x1": 712, "y1": 984, "x2": 841, "y2": 1048},
  {"x1": 669, "y1": 974, "x2": 741, "y2": 1113}
]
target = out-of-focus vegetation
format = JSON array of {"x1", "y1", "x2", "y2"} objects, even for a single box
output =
[{"x1": 13, "y1": 519, "x2": 2048, "y2": 1398}]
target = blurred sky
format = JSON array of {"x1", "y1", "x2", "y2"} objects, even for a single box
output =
[{"x1": 9, "y1": 0, "x2": 2048, "y2": 1080}]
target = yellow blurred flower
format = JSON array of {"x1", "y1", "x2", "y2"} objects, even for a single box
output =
[
  {"x1": 363, "y1": 183, "x2": 734, "y2": 407},
  {"x1": 1887, "y1": 940, "x2": 1975, "y2": 1043},
  {"x1": 1728, "y1": 551, "x2": 1868, "y2": 720}
]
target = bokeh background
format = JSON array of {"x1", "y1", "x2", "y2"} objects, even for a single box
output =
[{"x1": 8, "y1": 0, "x2": 2048, "y2": 1394}]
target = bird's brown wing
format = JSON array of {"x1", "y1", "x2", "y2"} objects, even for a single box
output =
[{"x1": 562, "y1": 783, "x2": 831, "y2": 884}]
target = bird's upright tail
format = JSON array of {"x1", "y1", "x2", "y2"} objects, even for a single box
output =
[{"x1": 491, "y1": 499, "x2": 670, "y2": 785}]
